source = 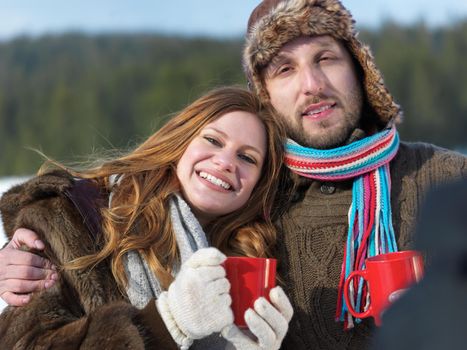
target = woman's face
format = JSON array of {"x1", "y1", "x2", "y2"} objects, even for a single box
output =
[{"x1": 176, "y1": 111, "x2": 267, "y2": 226}]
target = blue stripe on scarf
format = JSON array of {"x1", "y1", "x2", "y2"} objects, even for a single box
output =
[
  {"x1": 285, "y1": 128, "x2": 401, "y2": 327},
  {"x1": 286, "y1": 128, "x2": 394, "y2": 158}
]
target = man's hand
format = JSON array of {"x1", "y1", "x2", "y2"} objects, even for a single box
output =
[
  {"x1": 0, "y1": 228, "x2": 57, "y2": 306},
  {"x1": 222, "y1": 286, "x2": 294, "y2": 350}
]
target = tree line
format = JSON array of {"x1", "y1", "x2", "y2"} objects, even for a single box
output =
[{"x1": 0, "y1": 20, "x2": 466, "y2": 176}]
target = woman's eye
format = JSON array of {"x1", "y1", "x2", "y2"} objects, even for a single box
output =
[
  {"x1": 238, "y1": 154, "x2": 256, "y2": 165},
  {"x1": 204, "y1": 136, "x2": 221, "y2": 146}
]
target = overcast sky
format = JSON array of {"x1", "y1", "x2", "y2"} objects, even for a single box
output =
[{"x1": 0, "y1": 0, "x2": 466, "y2": 40}]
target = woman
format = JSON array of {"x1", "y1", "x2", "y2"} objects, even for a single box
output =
[{"x1": 0, "y1": 87, "x2": 293, "y2": 349}]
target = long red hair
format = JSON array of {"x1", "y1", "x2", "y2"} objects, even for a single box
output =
[{"x1": 48, "y1": 87, "x2": 286, "y2": 289}]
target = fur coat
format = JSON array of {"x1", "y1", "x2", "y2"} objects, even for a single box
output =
[{"x1": 0, "y1": 171, "x2": 178, "y2": 349}]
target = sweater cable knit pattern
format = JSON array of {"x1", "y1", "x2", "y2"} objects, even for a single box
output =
[{"x1": 278, "y1": 142, "x2": 467, "y2": 350}]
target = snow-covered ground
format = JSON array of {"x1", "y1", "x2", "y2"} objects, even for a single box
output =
[
  {"x1": 0, "y1": 176, "x2": 30, "y2": 313},
  {"x1": 0, "y1": 177, "x2": 29, "y2": 246}
]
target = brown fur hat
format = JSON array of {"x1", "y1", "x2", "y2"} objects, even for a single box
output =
[{"x1": 243, "y1": 0, "x2": 402, "y2": 127}]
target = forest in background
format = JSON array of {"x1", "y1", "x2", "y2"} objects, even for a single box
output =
[{"x1": 1, "y1": 20, "x2": 466, "y2": 176}]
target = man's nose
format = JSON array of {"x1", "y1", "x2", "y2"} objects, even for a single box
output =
[{"x1": 300, "y1": 66, "x2": 324, "y2": 95}]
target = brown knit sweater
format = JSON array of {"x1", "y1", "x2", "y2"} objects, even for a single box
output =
[{"x1": 277, "y1": 142, "x2": 467, "y2": 350}]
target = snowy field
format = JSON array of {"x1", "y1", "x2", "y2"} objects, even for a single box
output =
[
  {"x1": 0, "y1": 177, "x2": 29, "y2": 247},
  {"x1": 0, "y1": 177, "x2": 30, "y2": 313}
]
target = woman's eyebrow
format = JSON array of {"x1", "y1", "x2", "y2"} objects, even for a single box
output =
[
  {"x1": 202, "y1": 127, "x2": 226, "y2": 136},
  {"x1": 243, "y1": 145, "x2": 264, "y2": 158},
  {"x1": 204, "y1": 127, "x2": 264, "y2": 157}
]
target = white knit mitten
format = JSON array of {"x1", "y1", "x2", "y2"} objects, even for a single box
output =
[
  {"x1": 156, "y1": 248, "x2": 233, "y2": 349},
  {"x1": 222, "y1": 286, "x2": 293, "y2": 350}
]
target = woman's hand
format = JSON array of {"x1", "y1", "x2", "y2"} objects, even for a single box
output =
[
  {"x1": 222, "y1": 286, "x2": 294, "y2": 350},
  {"x1": 0, "y1": 228, "x2": 57, "y2": 306},
  {"x1": 156, "y1": 247, "x2": 233, "y2": 349}
]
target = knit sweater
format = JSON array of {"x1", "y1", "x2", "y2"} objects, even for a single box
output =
[{"x1": 277, "y1": 142, "x2": 467, "y2": 350}]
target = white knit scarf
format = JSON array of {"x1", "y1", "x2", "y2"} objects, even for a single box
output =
[{"x1": 124, "y1": 193, "x2": 228, "y2": 349}]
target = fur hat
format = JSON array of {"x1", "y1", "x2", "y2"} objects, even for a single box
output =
[{"x1": 243, "y1": 0, "x2": 402, "y2": 127}]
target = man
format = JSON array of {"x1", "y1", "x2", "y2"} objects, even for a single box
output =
[
  {"x1": 1, "y1": 0, "x2": 466, "y2": 349},
  {"x1": 241, "y1": 0, "x2": 467, "y2": 349}
]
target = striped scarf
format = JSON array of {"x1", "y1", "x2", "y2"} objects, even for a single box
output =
[{"x1": 284, "y1": 126, "x2": 400, "y2": 329}]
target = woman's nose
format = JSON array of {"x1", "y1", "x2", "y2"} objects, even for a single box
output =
[{"x1": 212, "y1": 152, "x2": 235, "y2": 172}]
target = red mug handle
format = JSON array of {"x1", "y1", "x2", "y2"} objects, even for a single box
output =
[{"x1": 344, "y1": 270, "x2": 372, "y2": 319}]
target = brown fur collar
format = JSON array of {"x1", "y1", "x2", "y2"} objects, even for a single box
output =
[
  {"x1": 0, "y1": 171, "x2": 178, "y2": 349},
  {"x1": 0, "y1": 171, "x2": 121, "y2": 312}
]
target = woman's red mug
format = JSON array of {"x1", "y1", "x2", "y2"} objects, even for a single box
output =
[
  {"x1": 223, "y1": 257, "x2": 277, "y2": 328},
  {"x1": 344, "y1": 250, "x2": 424, "y2": 326}
]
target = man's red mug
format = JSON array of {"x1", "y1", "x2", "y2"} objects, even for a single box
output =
[
  {"x1": 343, "y1": 250, "x2": 424, "y2": 326},
  {"x1": 223, "y1": 256, "x2": 277, "y2": 328}
]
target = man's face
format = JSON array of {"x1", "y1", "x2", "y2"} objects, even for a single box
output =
[{"x1": 263, "y1": 35, "x2": 363, "y2": 149}]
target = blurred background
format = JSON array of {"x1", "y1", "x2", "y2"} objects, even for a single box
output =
[{"x1": 1, "y1": 0, "x2": 467, "y2": 309}]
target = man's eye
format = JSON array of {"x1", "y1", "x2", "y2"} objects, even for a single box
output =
[
  {"x1": 318, "y1": 55, "x2": 336, "y2": 63},
  {"x1": 277, "y1": 66, "x2": 292, "y2": 75},
  {"x1": 238, "y1": 154, "x2": 256, "y2": 164},
  {"x1": 204, "y1": 136, "x2": 221, "y2": 146}
]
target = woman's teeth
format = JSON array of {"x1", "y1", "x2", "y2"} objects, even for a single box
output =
[{"x1": 199, "y1": 171, "x2": 231, "y2": 190}]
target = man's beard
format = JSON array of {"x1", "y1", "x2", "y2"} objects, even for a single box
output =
[
  {"x1": 286, "y1": 111, "x2": 360, "y2": 149},
  {"x1": 285, "y1": 90, "x2": 363, "y2": 149}
]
